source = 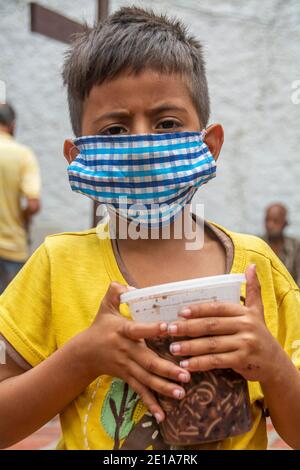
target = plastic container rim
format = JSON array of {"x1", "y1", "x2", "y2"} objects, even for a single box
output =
[{"x1": 120, "y1": 273, "x2": 246, "y2": 304}]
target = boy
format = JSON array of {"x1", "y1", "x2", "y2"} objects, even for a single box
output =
[{"x1": 0, "y1": 7, "x2": 300, "y2": 450}]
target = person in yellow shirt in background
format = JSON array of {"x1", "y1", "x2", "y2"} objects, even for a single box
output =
[
  {"x1": 0, "y1": 103, "x2": 41, "y2": 293},
  {"x1": 0, "y1": 7, "x2": 300, "y2": 451}
]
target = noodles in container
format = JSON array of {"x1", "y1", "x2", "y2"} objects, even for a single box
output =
[{"x1": 121, "y1": 274, "x2": 253, "y2": 446}]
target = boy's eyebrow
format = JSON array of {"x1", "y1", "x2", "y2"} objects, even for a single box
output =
[
  {"x1": 92, "y1": 104, "x2": 188, "y2": 124},
  {"x1": 92, "y1": 111, "x2": 131, "y2": 124},
  {"x1": 147, "y1": 103, "x2": 189, "y2": 115}
]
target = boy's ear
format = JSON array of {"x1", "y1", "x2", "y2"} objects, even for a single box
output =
[
  {"x1": 63, "y1": 139, "x2": 79, "y2": 164},
  {"x1": 204, "y1": 124, "x2": 224, "y2": 161}
]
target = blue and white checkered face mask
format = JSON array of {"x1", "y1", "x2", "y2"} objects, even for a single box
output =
[{"x1": 67, "y1": 131, "x2": 217, "y2": 227}]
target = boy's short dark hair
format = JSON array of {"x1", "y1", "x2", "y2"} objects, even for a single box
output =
[
  {"x1": 0, "y1": 103, "x2": 16, "y2": 127},
  {"x1": 63, "y1": 6, "x2": 210, "y2": 136}
]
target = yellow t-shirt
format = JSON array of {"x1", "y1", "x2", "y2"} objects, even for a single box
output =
[
  {"x1": 0, "y1": 223, "x2": 299, "y2": 450},
  {"x1": 0, "y1": 131, "x2": 41, "y2": 262}
]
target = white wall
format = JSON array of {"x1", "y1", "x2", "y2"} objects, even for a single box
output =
[
  {"x1": 0, "y1": 0, "x2": 95, "y2": 251},
  {"x1": 1, "y1": 0, "x2": 299, "y2": 252}
]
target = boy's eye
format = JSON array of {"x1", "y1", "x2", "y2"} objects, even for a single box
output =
[
  {"x1": 102, "y1": 126, "x2": 128, "y2": 135},
  {"x1": 156, "y1": 120, "x2": 181, "y2": 131}
]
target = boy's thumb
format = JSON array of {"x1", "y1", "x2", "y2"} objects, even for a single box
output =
[
  {"x1": 100, "y1": 282, "x2": 135, "y2": 314},
  {"x1": 245, "y1": 264, "x2": 263, "y2": 311}
]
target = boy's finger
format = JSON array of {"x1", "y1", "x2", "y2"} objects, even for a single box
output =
[
  {"x1": 129, "y1": 361, "x2": 186, "y2": 401},
  {"x1": 135, "y1": 348, "x2": 191, "y2": 384},
  {"x1": 126, "y1": 377, "x2": 165, "y2": 423},
  {"x1": 168, "y1": 316, "x2": 240, "y2": 338},
  {"x1": 177, "y1": 301, "x2": 243, "y2": 319},
  {"x1": 178, "y1": 351, "x2": 240, "y2": 372},
  {"x1": 122, "y1": 320, "x2": 168, "y2": 340},
  {"x1": 169, "y1": 334, "x2": 239, "y2": 357}
]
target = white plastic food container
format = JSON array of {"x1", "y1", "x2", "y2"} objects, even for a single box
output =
[{"x1": 120, "y1": 273, "x2": 246, "y2": 323}]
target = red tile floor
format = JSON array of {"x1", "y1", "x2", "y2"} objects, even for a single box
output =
[{"x1": 5, "y1": 417, "x2": 291, "y2": 450}]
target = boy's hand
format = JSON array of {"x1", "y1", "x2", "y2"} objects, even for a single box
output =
[
  {"x1": 84, "y1": 282, "x2": 191, "y2": 423},
  {"x1": 167, "y1": 264, "x2": 282, "y2": 383}
]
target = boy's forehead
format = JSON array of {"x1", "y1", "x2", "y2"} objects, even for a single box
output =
[{"x1": 83, "y1": 69, "x2": 195, "y2": 117}]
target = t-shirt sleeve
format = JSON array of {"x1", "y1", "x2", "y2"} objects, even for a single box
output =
[
  {"x1": 20, "y1": 148, "x2": 41, "y2": 199},
  {"x1": 0, "y1": 243, "x2": 56, "y2": 367},
  {"x1": 277, "y1": 288, "x2": 300, "y2": 370}
]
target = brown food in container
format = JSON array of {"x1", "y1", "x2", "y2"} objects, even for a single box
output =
[{"x1": 146, "y1": 335, "x2": 252, "y2": 445}]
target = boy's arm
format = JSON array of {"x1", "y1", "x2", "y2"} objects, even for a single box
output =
[
  {"x1": 0, "y1": 283, "x2": 190, "y2": 449},
  {"x1": 259, "y1": 345, "x2": 300, "y2": 450},
  {"x1": 0, "y1": 332, "x2": 95, "y2": 448},
  {"x1": 167, "y1": 265, "x2": 300, "y2": 449}
]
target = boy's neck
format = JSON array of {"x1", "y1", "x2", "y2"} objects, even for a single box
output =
[
  {"x1": 110, "y1": 208, "x2": 210, "y2": 254},
  {"x1": 110, "y1": 210, "x2": 227, "y2": 288}
]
